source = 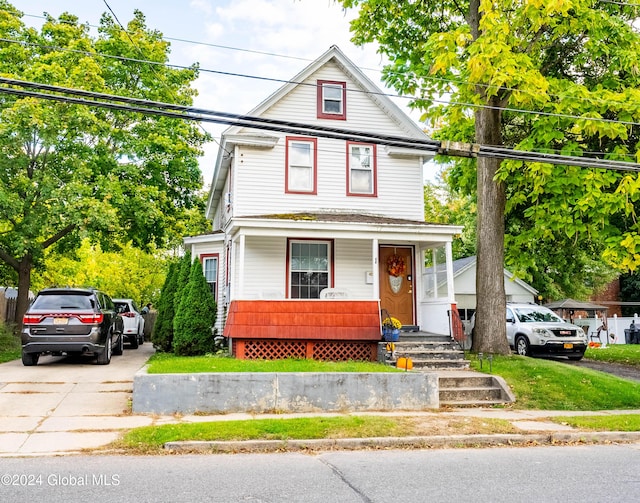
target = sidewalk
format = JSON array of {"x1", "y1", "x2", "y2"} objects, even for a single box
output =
[
  {"x1": 2, "y1": 405, "x2": 640, "y2": 457},
  {"x1": 2, "y1": 347, "x2": 640, "y2": 457}
]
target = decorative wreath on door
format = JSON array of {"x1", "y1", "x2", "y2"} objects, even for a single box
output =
[{"x1": 386, "y1": 254, "x2": 406, "y2": 277}]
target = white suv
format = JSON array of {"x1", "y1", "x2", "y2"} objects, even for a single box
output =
[
  {"x1": 113, "y1": 299, "x2": 145, "y2": 349},
  {"x1": 506, "y1": 303, "x2": 587, "y2": 360}
]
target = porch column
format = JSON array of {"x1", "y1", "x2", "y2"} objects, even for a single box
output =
[
  {"x1": 431, "y1": 249, "x2": 439, "y2": 298},
  {"x1": 372, "y1": 238, "x2": 379, "y2": 299},
  {"x1": 445, "y1": 241, "x2": 455, "y2": 302},
  {"x1": 237, "y1": 233, "x2": 246, "y2": 298}
]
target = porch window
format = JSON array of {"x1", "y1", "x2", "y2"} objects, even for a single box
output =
[
  {"x1": 289, "y1": 241, "x2": 330, "y2": 299},
  {"x1": 347, "y1": 142, "x2": 376, "y2": 196},
  {"x1": 317, "y1": 80, "x2": 346, "y2": 120},
  {"x1": 202, "y1": 255, "x2": 218, "y2": 302},
  {"x1": 286, "y1": 137, "x2": 317, "y2": 193}
]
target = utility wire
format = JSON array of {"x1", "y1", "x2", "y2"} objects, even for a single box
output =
[{"x1": 1, "y1": 77, "x2": 639, "y2": 173}]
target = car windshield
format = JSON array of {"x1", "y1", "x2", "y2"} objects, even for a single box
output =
[
  {"x1": 115, "y1": 302, "x2": 130, "y2": 313},
  {"x1": 514, "y1": 307, "x2": 564, "y2": 323},
  {"x1": 31, "y1": 293, "x2": 93, "y2": 310}
]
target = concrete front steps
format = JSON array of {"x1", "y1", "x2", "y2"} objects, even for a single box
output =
[
  {"x1": 383, "y1": 332, "x2": 514, "y2": 407},
  {"x1": 390, "y1": 332, "x2": 470, "y2": 371},
  {"x1": 438, "y1": 372, "x2": 515, "y2": 407}
]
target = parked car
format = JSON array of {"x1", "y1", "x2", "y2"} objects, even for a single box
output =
[
  {"x1": 506, "y1": 303, "x2": 587, "y2": 360},
  {"x1": 21, "y1": 287, "x2": 124, "y2": 366},
  {"x1": 113, "y1": 298, "x2": 145, "y2": 349},
  {"x1": 470, "y1": 303, "x2": 588, "y2": 360}
]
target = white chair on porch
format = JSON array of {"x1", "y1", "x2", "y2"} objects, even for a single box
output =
[{"x1": 320, "y1": 288, "x2": 350, "y2": 299}]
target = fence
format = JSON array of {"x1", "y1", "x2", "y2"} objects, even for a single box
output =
[{"x1": 0, "y1": 288, "x2": 18, "y2": 324}]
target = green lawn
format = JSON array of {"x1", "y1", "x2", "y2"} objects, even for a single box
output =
[
  {"x1": 146, "y1": 352, "x2": 402, "y2": 373},
  {"x1": 584, "y1": 344, "x2": 640, "y2": 367},
  {"x1": 470, "y1": 353, "x2": 640, "y2": 410}
]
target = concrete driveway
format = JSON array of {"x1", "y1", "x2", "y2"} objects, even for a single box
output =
[{"x1": 0, "y1": 342, "x2": 157, "y2": 456}]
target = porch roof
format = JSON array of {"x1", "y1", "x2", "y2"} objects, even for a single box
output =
[{"x1": 227, "y1": 212, "x2": 462, "y2": 245}]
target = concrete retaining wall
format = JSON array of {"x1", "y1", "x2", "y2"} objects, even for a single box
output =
[{"x1": 133, "y1": 367, "x2": 439, "y2": 414}]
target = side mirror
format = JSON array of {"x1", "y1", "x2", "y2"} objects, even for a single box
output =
[{"x1": 506, "y1": 316, "x2": 515, "y2": 324}]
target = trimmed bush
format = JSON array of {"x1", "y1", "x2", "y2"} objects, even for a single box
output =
[
  {"x1": 172, "y1": 258, "x2": 217, "y2": 356},
  {"x1": 151, "y1": 260, "x2": 178, "y2": 352}
]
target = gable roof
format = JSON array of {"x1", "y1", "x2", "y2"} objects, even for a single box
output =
[
  {"x1": 426, "y1": 256, "x2": 538, "y2": 295},
  {"x1": 206, "y1": 45, "x2": 431, "y2": 219}
]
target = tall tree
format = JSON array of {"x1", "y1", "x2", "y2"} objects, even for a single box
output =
[
  {"x1": 341, "y1": 0, "x2": 640, "y2": 353},
  {"x1": 0, "y1": 3, "x2": 208, "y2": 324}
]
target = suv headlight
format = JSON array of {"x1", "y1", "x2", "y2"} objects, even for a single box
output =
[{"x1": 533, "y1": 327, "x2": 552, "y2": 337}]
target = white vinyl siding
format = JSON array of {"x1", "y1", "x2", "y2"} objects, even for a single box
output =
[{"x1": 231, "y1": 62, "x2": 425, "y2": 220}]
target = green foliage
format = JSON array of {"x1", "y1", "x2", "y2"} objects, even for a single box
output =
[
  {"x1": 619, "y1": 272, "x2": 640, "y2": 317},
  {"x1": 151, "y1": 259, "x2": 179, "y2": 352},
  {"x1": 173, "y1": 252, "x2": 192, "y2": 315},
  {"x1": 0, "y1": 3, "x2": 208, "y2": 322},
  {"x1": 342, "y1": 1, "x2": 640, "y2": 304},
  {"x1": 0, "y1": 322, "x2": 20, "y2": 363},
  {"x1": 172, "y1": 258, "x2": 217, "y2": 356},
  {"x1": 30, "y1": 239, "x2": 166, "y2": 304}
]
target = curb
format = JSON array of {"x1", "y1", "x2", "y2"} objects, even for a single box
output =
[{"x1": 164, "y1": 431, "x2": 640, "y2": 453}]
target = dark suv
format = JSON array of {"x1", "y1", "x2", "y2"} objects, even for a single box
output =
[{"x1": 21, "y1": 287, "x2": 124, "y2": 366}]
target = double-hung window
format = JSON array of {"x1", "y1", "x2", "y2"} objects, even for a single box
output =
[
  {"x1": 289, "y1": 240, "x2": 331, "y2": 299},
  {"x1": 347, "y1": 142, "x2": 376, "y2": 196},
  {"x1": 286, "y1": 137, "x2": 317, "y2": 193},
  {"x1": 201, "y1": 254, "x2": 219, "y2": 302},
  {"x1": 317, "y1": 80, "x2": 346, "y2": 120}
]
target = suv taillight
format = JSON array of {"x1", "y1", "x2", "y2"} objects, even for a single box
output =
[
  {"x1": 23, "y1": 314, "x2": 43, "y2": 324},
  {"x1": 121, "y1": 312, "x2": 136, "y2": 318},
  {"x1": 78, "y1": 313, "x2": 104, "y2": 324}
]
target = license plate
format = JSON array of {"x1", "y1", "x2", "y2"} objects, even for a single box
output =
[
  {"x1": 564, "y1": 343, "x2": 573, "y2": 349},
  {"x1": 53, "y1": 318, "x2": 68, "y2": 325}
]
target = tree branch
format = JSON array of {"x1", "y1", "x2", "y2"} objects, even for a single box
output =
[{"x1": 41, "y1": 223, "x2": 77, "y2": 250}]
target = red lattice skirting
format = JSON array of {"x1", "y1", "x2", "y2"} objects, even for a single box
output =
[{"x1": 233, "y1": 339, "x2": 377, "y2": 361}]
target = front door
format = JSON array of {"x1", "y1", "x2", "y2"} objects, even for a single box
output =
[{"x1": 379, "y1": 246, "x2": 415, "y2": 326}]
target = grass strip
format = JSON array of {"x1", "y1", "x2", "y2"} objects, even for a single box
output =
[
  {"x1": 113, "y1": 415, "x2": 516, "y2": 453},
  {"x1": 550, "y1": 414, "x2": 640, "y2": 432},
  {"x1": 146, "y1": 353, "x2": 401, "y2": 373}
]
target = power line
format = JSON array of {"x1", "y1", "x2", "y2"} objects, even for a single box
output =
[
  {"x1": 18, "y1": 9, "x2": 640, "y2": 124},
  {"x1": 1, "y1": 76, "x2": 639, "y2": 173}
]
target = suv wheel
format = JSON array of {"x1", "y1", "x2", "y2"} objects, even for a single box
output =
[
  {"x1": 515, "y1": 335, "x2": 531, "y2": 357},
  {"x1": 113, "y1": 333, "x2": 124, "y2": 355},
  {"x1": 96, "y1": 335, "x2": 112, "y2": 365},
  {"x1": 130, "y1": 331, "x2": 139, "y2": 349},
  {"x1": 22, "y1": 351, "x2": 39, "y2": 366}
]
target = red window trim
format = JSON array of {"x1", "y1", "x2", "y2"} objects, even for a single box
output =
[
  {"x1": 285, "y1": 238, "x2": 335, "y2": 299},
  {"x1": 346, "y1": 141, "x2": 377, "y2": 197},
  {"x1": 316, "y1": 80, "x2": 346, "y2": 120},
  {"x1": 285, "y1": 136, "x2": 318, "y2": 194}
]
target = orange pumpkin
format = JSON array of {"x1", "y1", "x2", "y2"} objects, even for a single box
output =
[{"x1": 396, "y1": 357, "x2": 413, "y2": 370}]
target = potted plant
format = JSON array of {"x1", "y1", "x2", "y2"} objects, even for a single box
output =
[{"x1": 382, "y1": 316, "x2": 402, "y2": 342}]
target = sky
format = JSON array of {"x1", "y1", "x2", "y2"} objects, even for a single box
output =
[{"x1": 13, "y1": 0, "x2": 428, "y2": 186}]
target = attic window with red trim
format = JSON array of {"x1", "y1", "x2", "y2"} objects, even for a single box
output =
[{"x1": 317, "y1": 80, "x2": 346, "y2": 120}]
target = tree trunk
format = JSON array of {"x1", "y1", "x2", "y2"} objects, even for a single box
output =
[
  {"x1": 472, "y1": 103, "x2": 511, "y2": 355},
  {"x1": 15, "y1": 256, "x2": 33, "y2": 330}
]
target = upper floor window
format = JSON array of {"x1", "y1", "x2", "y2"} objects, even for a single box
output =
[
  {"x1": 317, "y1": 80, "x2": 346, "y2": 120},
  {"x1": 286, "y1": 137, "x2": 317, "y2": 194},
  {"x1": 347, "y1": 142, "x2": 377, "y2": 196}
]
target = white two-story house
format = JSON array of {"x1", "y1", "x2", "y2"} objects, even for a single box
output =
[{"x1": 184, "y1": 46, "x2": 462, "y2": 360}]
